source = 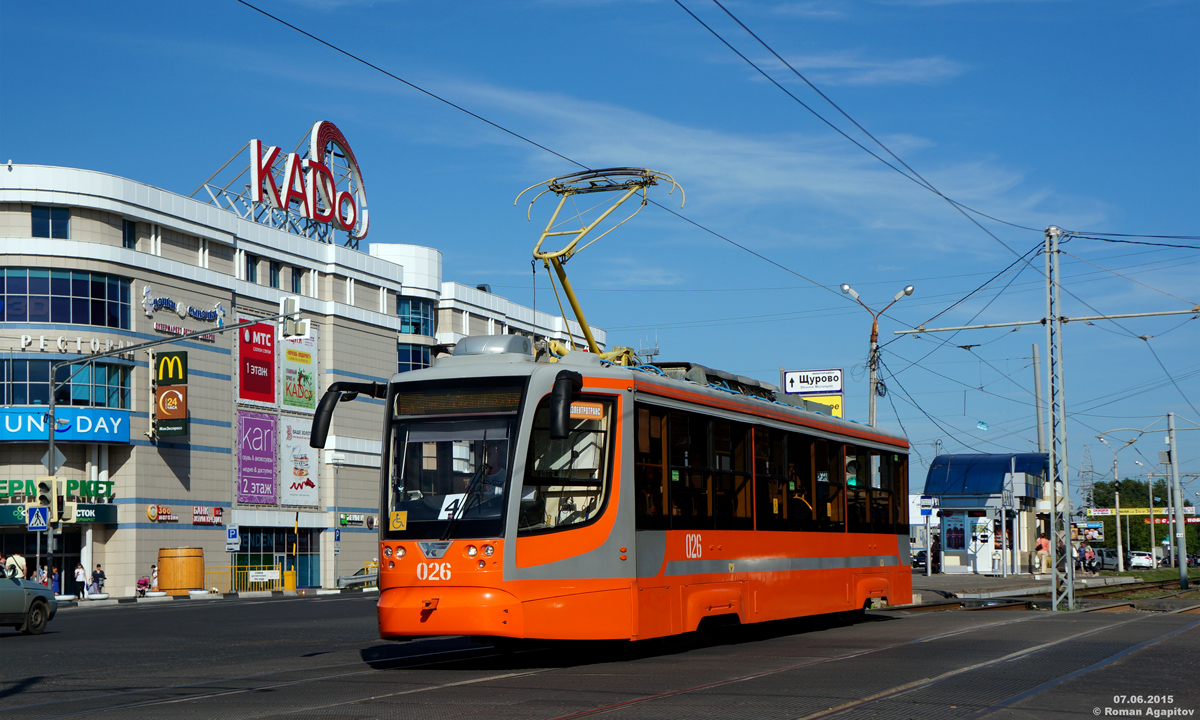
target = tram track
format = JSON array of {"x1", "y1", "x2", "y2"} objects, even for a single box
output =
[
  {"x1": 5, "y1": 640, "x2": 513, "y2": 718},
  {"x1": 12, "y1": 608, "x2": 1197, "y2": 720},
  {"x1": 9, "y1": 614, "x2": 1041, "y2": 720}
]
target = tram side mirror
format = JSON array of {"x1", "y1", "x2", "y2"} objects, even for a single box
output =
[
  {"x1": 311, "y1": 390, "x2": 341, "y2": 449},
  {"x1": 311, "y1": 381, "x2": 387, "y2": 449},
  {"x1": 550, "y1": 370, "x2": 583, "y2": 440}
]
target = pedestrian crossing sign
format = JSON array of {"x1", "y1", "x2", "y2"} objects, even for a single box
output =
[{"x1": 27, "y1": 506, "x2": 50, "y2": 531}]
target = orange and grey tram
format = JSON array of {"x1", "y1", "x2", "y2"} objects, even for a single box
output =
[{"x1": 311, "y1": 334, "x2": 911, "y2": 642}]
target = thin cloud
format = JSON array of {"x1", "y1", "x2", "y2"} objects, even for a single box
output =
[
  {"x1": 770, "y1": 1, "x2": 852, "y2": 18},
  {"x1": 766, "y1": 51, "x2": 967, "y2": 86}
]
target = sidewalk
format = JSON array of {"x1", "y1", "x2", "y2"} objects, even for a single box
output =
[
  {"x1": 55, "y1": 586, "x2": 379, "y2": 610},
  {"x1": 911, "y1": 569, "x2": 1139, "y2": 602}
]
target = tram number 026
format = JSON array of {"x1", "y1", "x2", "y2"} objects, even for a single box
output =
[
  {"x1": 685, "y1": 533, "x2": 703, "y2": 559},
  {"x1": 416, "y1": 562, "x2": 452, "y2": 581}
]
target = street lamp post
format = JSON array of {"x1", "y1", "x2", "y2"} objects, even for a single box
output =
[
  {"x1": 1135, "y1": 460, "x2": 1156, "y2": 565},
  {"x1": 330, "y1": 452, "x2": 345, "y2": 589},
  {"x1": 840, "y1": 283, "x2": 914, "y2": 427},
  {"x1": 1097, "y1": 434, "x2": 1136, "y2": 572}
]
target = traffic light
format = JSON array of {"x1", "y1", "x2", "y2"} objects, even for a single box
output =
[
  {"x1": 36, "y1": 477, "x2": 58, "y2": 522},
  {"x1": 279, "y1": 296, "x2": 310, "y2": 340},
  {"x1": 1114, "y1": 481, "x2": 1121, "y2": 494},
  {"x1": 60, "y1": 501, "x2": 77, "y2": 523}
]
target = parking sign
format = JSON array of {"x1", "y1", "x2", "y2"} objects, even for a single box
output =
[{"x1": 225, "y1": 525, "x2": 241, "y2": 553}]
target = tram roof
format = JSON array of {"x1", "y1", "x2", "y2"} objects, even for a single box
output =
[{"x1": 400, "y1": 338, "x2": 907, "y2": 448}]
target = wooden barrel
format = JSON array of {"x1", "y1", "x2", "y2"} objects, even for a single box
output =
[{"x1": 158, "y1": 547, "x2": 204, "y2": 596}]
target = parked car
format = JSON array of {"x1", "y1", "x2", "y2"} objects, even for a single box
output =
[
  {"x1": 1, "y1": 571, "x2": 57, "y2": 635},
  {"x1": 1129, "y1": 551, "x2": 1156, "y2": 569},
  {"x1": 911, "y1": 550, "x2": 927, "y2": 570},
  {"x1": 1093, "y1": 548, "x2": 1121, "y2": 571}
]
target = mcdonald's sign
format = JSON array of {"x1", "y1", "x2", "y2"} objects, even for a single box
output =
[
  {"x1": 156, "y1": 351, "x2": 188, "y2": 386},
  {"x1": 155, "y1": 351, "x2": 188, "y2": 436}
]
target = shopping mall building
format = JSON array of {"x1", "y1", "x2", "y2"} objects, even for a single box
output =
[{"x1": 0, "y1": 122, "x2": 601, "y2": 597}]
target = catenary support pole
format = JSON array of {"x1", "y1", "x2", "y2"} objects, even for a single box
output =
[{"x1": 1169, "y1": 413, "x2": 1188, "y2": 589}]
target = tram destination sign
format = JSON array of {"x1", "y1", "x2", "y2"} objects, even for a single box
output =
[{"x1": 783, "y1": 368, "x2": 844, "y2": 396}]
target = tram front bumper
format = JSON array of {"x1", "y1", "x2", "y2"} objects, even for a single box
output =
[{"x1": 378, "y1": 586, "x2": 523, "y2": 638}]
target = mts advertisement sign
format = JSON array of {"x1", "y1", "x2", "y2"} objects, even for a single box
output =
[
  {"x1": 1, "y1": 408, "x2": 129, "y2": 443},
  {"x1": 155, "y1": 351, "x2": 188, "y2": 437},
  {"x1": 238, "y1": 318, "x2": 276, "y2": 406},
  {"x1": 250, "y1": 121, "x2": 369, "y2": 242}
]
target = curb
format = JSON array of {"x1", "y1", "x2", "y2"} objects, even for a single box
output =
[{"x1": 56, "y1": 585, "x2": 379, "y2": 609}]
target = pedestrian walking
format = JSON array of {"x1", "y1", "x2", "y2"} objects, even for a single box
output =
[
  {"x1": 1035, "y1": 533, "x2": 1050, "y2": 573},
  {"x1": 91, "y1": 564, "x2": 107, "y2": 594},
  {"x1": 74, "y1": 563, "x2": 88, "y2": 599},
  {"x1": 5, "y1": 551, "x2": 28, "y2": 579}
]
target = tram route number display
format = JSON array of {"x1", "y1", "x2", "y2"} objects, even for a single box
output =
[{"x1": 416, "y1": 562, "x2": 452, "y2": 581}]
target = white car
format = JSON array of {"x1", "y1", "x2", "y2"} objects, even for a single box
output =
[{"x1": 1129, "y1": 551, "x2": 1156, "y2": 569}]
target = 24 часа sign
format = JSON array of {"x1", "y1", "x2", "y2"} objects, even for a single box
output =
[{"x1": 1, "y1": 407, "x2": 130, "y2": 443}]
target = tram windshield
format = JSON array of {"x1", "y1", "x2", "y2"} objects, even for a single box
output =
[{"x1": 384, "y1": 380, "x2": 523, "y2": 539}]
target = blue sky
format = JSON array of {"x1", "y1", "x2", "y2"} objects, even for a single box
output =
[{"x1": 4, "y1": 0, "x2": 1198, "y2": 498}]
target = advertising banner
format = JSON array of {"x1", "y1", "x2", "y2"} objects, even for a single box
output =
[
  {"x1": 1, "y1": 407, "x2": 130, "y2": 443},
  {"x1": 942, "y1": 512, "x2": 966, "y2": 551},
  {"x1": 237, "y1": 317, "x2": 276, "y2": 406},
  {"x1": 1071, "y1": 521, "x2": 1104, "y2": 542},
  {"x1": 237, "y1": 411, "x2": 277, "y2": 505},
  {"x1": 155, "y1": 386, "x2": 188, "y2": 437},
  {"x1": 281, "y1": 330, "x2": 318, "y2": 413},
  {"x1": 279, "y1": 416, "x2": 316, "y2": 506}
]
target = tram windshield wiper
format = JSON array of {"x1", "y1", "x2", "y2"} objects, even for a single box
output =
[{"x1": 441, "y1": 436, "x2": 489, "y2": 541}]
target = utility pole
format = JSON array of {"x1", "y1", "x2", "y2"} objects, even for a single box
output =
[
  {"x1": 1168, "y1": 414, "x2": 1188, "y2": 589},
  {"x1": 1044, "y1": 226, "x2": 1073, "y2": 610},
  {"x1": 840, "y1": 283, "x2": 914, "y2": 427},
  {"x1": 1032, "y1": 344, "x2": 1045, "y2": 453},
  {"x1": 1097, "y1": 434, "x2": 1135, "y2": 572}
]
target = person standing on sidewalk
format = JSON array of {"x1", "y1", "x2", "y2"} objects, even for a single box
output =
[
  {"x1": 91, "y1": 564, "x2": 107, "y2": 594},
  {"x1": 74, "y1": 563, "x2": 88, "y2": 599}
]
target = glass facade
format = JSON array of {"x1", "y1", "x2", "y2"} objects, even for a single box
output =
[
  {"x1": 233, "y1": 527, "x2": 322, "y2": 589},
  {"x1": 398, "y1": 343, "x2": 431, "y2": 373},
  {"x1": 0, "y1": 269, "x2": 132, "y2": 328},
  {"x1": 396, "y1": 297, "x2": 435, "y2": 336},
  {"x1": 0, "y1": 359, "x2": 131, "y2": 408}
]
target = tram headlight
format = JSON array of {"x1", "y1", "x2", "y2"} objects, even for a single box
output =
[
  {"x1": 478, "y1": 560, "x2": 486, "y2": 569},
  {"x1": 396, "y1": 545, "x2": 406, "y2": 558},
  {"x1": 388, "y1": 561, "x2": 395, "y2": 569},
  {"x1": 483, "y1": 544, "x2": 495, "y2": 557},
  {"x1": 466, "y1": 545, "x2": 478, "y2": 557},
  {"x1": 384, "y1": 546, "x2": 393, "y2": 557}
]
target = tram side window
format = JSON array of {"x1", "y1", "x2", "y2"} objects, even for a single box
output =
[
  {"x1": 880, "y1": 452, "x2": 909, "y2": 532},
  {"x1": 712, "y1": 419, "x2": 752, "y2": 530},
  {"x1": 786, "y1": 432, "x2": 816, "y2": 530},
  {"x1": 846, "y1": 445, "x2": 871, "y2": 533},
  {"x1": 635, "y1": 406, "x2": 670, "y2": 530},
  {"x1": 669, "y1": 411, "x2": 712, "y2": 529},
  {"x1": 814, "y1": 439, "x2": 845, "y2": 531},
  {"x1": 867, "y1": 451, "x2": 891, "y2": 533},
  {"x1": 518, "y1": 395, "x2": 614, "y2": 535},
  {"x1": 755, "y1": 427, "x2": 789, "y2": 531}
]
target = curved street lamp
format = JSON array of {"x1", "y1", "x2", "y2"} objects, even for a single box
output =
[{"x1": 840, "y1": 283, "x2": 914, "y2": 427}]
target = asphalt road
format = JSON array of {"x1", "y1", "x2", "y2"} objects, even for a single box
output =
[{"x1": 2, "y1": 594, "x2": 1198, "y2": 719}]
